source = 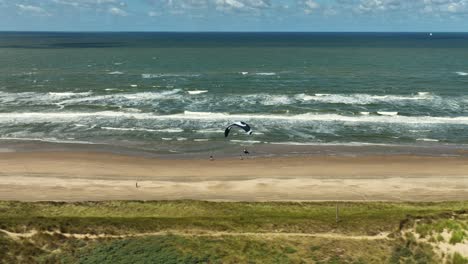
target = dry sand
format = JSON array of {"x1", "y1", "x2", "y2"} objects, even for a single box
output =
[{"x1": 0, "y1": 152, "x2": 467, "y2": 201}]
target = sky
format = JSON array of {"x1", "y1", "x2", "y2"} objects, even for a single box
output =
[{"x1": 0, "y1": 0, "x2": 468, "y2": 32}]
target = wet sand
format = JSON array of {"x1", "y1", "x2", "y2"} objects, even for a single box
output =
[{"x1": 0, "y1": 151, "x2": 467, "y2": 201}]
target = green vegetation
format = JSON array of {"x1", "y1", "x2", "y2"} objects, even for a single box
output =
[
  {"x1": 453, "y1": 252, "x2": 468, "y2": 264},
  {"x1": 0, "y1": 201, "x2": 467, "y2": 235},
  {"x1": 413, "y1": 216, "x2": 468, "y2": 245},
  {"x1": 0, "y1": 201, "x2": 466, "y2": 263}
]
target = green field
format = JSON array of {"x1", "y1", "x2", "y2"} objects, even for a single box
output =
[{"x1": 0, "y1": 201, "x2": 467, "y2": 263}]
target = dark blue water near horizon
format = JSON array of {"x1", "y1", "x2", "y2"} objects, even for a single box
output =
[{"x1": 0, "y1": 32, "x2": 467, "y2": 154}]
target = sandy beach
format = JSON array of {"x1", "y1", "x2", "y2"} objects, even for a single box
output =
[{"x1": 0, "y1": 151, "x2": 467, "y2": 202}]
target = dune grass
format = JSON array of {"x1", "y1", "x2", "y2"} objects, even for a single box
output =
[
  {"x1": 0, "y1": 201, "x2": 467, "y2": 235},
  {"x1": 0, "y1": 200, "x2": 467, "y2": 263}
]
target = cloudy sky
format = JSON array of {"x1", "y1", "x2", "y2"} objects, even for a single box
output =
[{"x1": 1, "y1": 0, "x2": 468, "y2": 31}]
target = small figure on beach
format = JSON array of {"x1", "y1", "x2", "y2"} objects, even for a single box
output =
[
  {"x1": 135, "y1": 181, "x2": 139, "y2": 188},
  {"x1": 209, "y1": 155, "x2": 214, "y2": 161},
  {"x1": 243, "y1": 148, "x2": 250, "y2": 155}
]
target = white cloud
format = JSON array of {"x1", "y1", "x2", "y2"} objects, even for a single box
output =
[
  {"x1": 52, "y1": 0, "x2": 122, "y2": 8},
  {"x1": 357, "y1": 0, "x2": 402, "y2": 13},
  {"x1": 303, "y1": 0, "x2": 319, "y2": 14},
  {"x1": 16, "y1": 4, "x2": 50, "y2": 16},
  {"x1": 108, "y1": 6, "x2": 128, "y2": 16},
  {"x1": 148, "y1": 10, "x2": 160, "y2": 16},
  {"x1": 423, "y1": 0, "x2": 468, "y2": 14}
]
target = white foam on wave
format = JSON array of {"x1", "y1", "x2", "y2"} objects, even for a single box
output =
[
  {"x1": 157, "y1": 128, "x2": 184, "y2": 133},
  {"x1": 377, "y1": 111, "x2": 399, "y2": 116},
  {"x1": 101, "y1": 127, "x2": 183, "y2": 133},
  {"x1": 296, "y1": 93, "x2": 432, "y2": 105},
  {"x1": 58, "y1": 89, "x2": 181, "y2": 105},
  {"x1": 409, "y1": 130, "x2": 431, "y2": 133},
  {"x1": 416, "y1": 138, "x2": 439, "y2": 142},
  {"x1": 240, "y1": 72, "x2": 249, "y2": 75},
  {"x1": 241, "y1": 94, "x2": 294, "y2": 106},
  {"x1": 108, "y1": 71, "x2": 124, "y2": 75},
  {"x1": 2, "y1": 111, "x2": 468, "y2": 125},
  {"x1": 456, "y1": 72, "x2": 468, "y2": 76},
  {"x1": 417, "y1": 92, "x2": 431, "y2": 96},
  {"x1": 188, "y1": 90, "x2": 208, "y2": 95},
  {"x1": 142, "y1": 73, "x2": 200, "y2": 79},
  {"x1": 360, "y1": 112, "x2": 370, "y2": 115},
  {"x1": 130, "y1": 84, "x2": 138, "y2": 88},
  {"x1": 194, "y1": 129, "x2": 222, "y2": 133},
  {"x1": 255, "y1": 72, "x2": 276, "y2": 76},
  {"x1": 260, "y1": 95, "x2": 293, "y2": 105},
  {"x1": 48, "y1": 92, "x2": 92, "y2": 98},
  {"x1": 194, "y1": 139, "x2": 209, "y2": 142},
  {"x1": 101, "y1": 127, "x2": 159, "y2": 132},
  {"x1": 0, "y1": 91, "x2": 93, "y2": 105}
]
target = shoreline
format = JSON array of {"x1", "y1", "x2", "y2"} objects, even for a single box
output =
[
  {"x1": 1, "y1": 138, "x2": 468, "y2": 160},
  {"x1": 0, "y1": 150, "x2": 467, "y2": 202}
]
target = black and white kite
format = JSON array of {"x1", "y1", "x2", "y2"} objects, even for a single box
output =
[{"x1": 224, "y1": 122, "x2": 253, "y2": 137}]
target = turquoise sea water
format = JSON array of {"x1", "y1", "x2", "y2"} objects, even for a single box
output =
[{"x1": 0, "y1": 32, "x2": 467, "y2": 154}]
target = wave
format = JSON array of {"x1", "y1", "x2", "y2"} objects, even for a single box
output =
[
  {"x1": 48, "y1": 92, "x2": 92, "y2": 98},
  {"x1": 188, "y1": 90, "x2": 208, "y2": 95},
  {"x1": 108, "y1": 71, "x2": 124, "y2": 75},
  {"x1": 142, "y1": 73, "x2": 200, "y2": 79},
  {"x1": 194, "y1": 129, "x2": 222, "y2": 133},
  {"x1": 101, "y1": 127, "x2": 183, "y2": 133},
  {"x1": 377, "y1": 111, "x2": 398, "y2": 116},
  {"x1": 0, "y1": 91, "x2": 93, "y2": 105},
  {"x1": 456, "y1": 72, "x2": 468, "y2": 76},
  {"x1": 101, "y1": 127, "x2": 159, "y2": 132},
  {"x1": 58, "y1": 89, "x2": 181, "y2": 105},
  {"x1": 416, "y1": 138, "x2": 439, "y2": 142},
  {"x1": 2, "y1": 110, "x2": 468, "y2": 125},
  {"x1": 255, "y1": 72, "x2": 276, "y2": 76},
  {"x1": 295, "y1": 93, "x2": 433, "y2": 105},
  {"x1": 157, "y1": 128, "x2": 184, "y2": 133},
  {"x1": 239, "y1": 94, "x2": 294, "y2": 106}
]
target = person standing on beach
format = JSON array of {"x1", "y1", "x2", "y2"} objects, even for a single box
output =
[{"x1": 243, "y1": 148, "x2": 250, "y2": 155}]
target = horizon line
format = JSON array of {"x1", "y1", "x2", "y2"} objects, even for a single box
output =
[{"x1": 0, "y1": 30, "x2": 467, "y2": 33}]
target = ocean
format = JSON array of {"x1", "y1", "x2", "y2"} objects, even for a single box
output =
[{"x1": 1, "y1": 32, "x2": 468, "y2": 156}]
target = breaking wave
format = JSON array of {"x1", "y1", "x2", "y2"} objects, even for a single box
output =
[
  {"x1": 1, "y1": 111, "x2": 467, "y2": 125},
  {"x1": 295, "y1": 93, "x2": 434, "y2": 105},
  {"x1": 142, "y1": 73, "x2": 200, "y2": 79}
]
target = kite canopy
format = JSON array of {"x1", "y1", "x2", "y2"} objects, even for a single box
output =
[{"x1": 224, "y1": 122, "x2": 253, "y2": 137}]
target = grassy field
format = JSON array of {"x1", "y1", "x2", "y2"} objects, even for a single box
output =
[{"x1": 0, "y1": 201, "x2": 467, "y2": 263}]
